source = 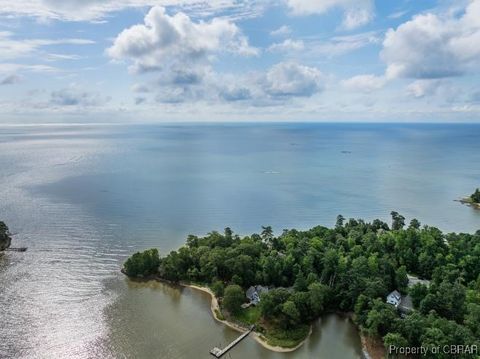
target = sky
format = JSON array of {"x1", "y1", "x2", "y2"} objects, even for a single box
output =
[{"x1": 0, "y1": 0, "x2": 479, "y2": 123}]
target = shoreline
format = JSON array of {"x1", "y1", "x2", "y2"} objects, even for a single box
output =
[
  {"x1": 360, "y1": 333, "x2": 385, "y2": 359},
  {"x1": 124, "y1": 273, "x2": 375, "y2": 356},
  {"x1": 457, "y1": 197, "x2": 480, "y2": 209},
  {"x1": 181, "y1": 282, "x2": 312, "y2": 353}
]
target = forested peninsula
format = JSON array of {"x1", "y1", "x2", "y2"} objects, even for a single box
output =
[
  {"x1": 0, "y1": 221, "x2": 12, "y2": 251},
  {"x1": 460, "y1": 188, "x2": 480, "y2": 209},
  {"x1": 123, "y1": 213, "x2": 480, "y2": 358}
]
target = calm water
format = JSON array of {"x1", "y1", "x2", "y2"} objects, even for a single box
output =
[{"x1": 1, "y1": 123, "x2": 479, "y2": 359}]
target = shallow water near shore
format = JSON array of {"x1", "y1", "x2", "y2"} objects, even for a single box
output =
[{"x1": 1, "y1": 123, "x2": 479, "y2": 358}]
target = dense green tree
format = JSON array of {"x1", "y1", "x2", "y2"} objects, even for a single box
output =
[
  {"x1": 390, "y1": 211, "x2": 406, "y2": 231},
  {"x1": 293, "y1": 271, "x2": 308, "y2": 292},
  {"x1": 223, "y1": 285, "x2": 244, "y2": 315},
  {"x1": 465, "y1": 303, "x2": 480, "y2": 337},
  {"x1": 260, "y1": 288, "x2": 290, "y2": 318},
  {"x1": 470, "y1": 188, "x2": 480, "y2": 203},
  {"x1": 282, "y1": 300, "x2": 300, "y2": 327},
  {"x1": 0, "y1": 221, "x2": 12, "y2": 251},
  {"x1": 211, "y1": 280, "x2": 225, "y2": 297},
  {"x1": 364, "y1": 299, "x2": 397, "y2": 336},
  {"x1": 123, "y1": 248, "x2": 160, "y2": 277},
  {"x1": 409, "y1": 218, "x2": 421, "y2": 230},
  {"x1": 395, "y1": 266, "x2": 408, "y2": 293},
  {"x1": 383, "y1": 333, "x2": 408, "y2": 358},
  {"x1": 335, "y1": 214, "x2": 345, "y2": 228},
  {"x1": 409, "y1": 283, "x2": 428, "y2": 308},
  {"x1": 261, "y1": 226, "x2": 273, "y2": 243},
  {"x1": 308, "y1": 282, "x2": 329, "y2": 316}
]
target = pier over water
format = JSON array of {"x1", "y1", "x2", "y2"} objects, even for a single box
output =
[{"x1": 210, "y1": 325, "x2": 255, "y2": 358}]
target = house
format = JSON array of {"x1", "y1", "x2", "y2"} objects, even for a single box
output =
[
  {"x1": 246, "y1": 285, "x2": 269, "y2": 306},
  {"x1": 386, "y1": 290, "x2": 402, "y2": 307},
  {"x1": 386, "y1": 289, "x2": 413, "y2": 314}
]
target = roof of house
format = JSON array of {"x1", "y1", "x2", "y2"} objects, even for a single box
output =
[
  {"x1": 388, "y1": 290, "x2": 401, "y2": 301},
  {"x1": 246, "y1": 286, "x2": 256, "y2": 300},
  {"x1": 246, "y1": 285, "x2": 269, "y2": 303}
]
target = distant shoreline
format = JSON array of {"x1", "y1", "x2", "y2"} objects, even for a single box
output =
[{"x1": 457, "y1": 197, "x2": 480, "y2": 209}]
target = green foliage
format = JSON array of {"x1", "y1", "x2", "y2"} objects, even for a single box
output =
[
  {"x1": 123, "y1": 248, "x2": 160, "y2": 277},
  {"x1": 0, "y1": 221, "x2": 12, "y2": 251},
  {"x1": 223, "y1": 284, "x2": 244, "y2": 315},
  {"x1": 395, "y1": 266, "x2": 408, "y2": 293},
  {"x1": 409, "y1": 283, "x2": 428, "y2": 308},
  {"x1": 364, "y1": 299, "x2": 397, "y2": 336},
  {"x1": 470, "y1": 188, "x2": 480, "y2": 203},
  {"x1": 383, "y1": 332, "x2": 408, "y2": 357},
  {"x1": 390, "y1": 211, "x2": 406, "y2": 230},
  {"x1": 409, "y1": 218, "x2": 421, "y2": 230},
  {"x1": 134, "y1": 214, "x2": 480, "y2": 350},
  {"x1": 234, "y1": 306, "x2": 261, "y2": 325},
  {"x1": 263, "y1": 324, "x2": 310, "y2": 348},
  {"x1": 282, "y1": 300, "x2": 300, "y2": 327},
  {"x1": 211, "y1": 280, "x2": 225, "y2": 297}
]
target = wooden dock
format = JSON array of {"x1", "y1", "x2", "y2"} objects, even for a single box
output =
[{"x1": 210, "y1": 325, "x2": 254, "y2": 358}]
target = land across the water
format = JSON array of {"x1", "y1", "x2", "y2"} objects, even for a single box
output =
[{"x1": 458, "y1": 197, "x2": 480, "y2": 209}]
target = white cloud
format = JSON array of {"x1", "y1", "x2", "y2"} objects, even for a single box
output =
[
  {"x1": 107, "y1": 6, "x2": 257, "y2": 74},
  {"x1": 407, "y1": 80, "x2": 439, "y2": 98},
  {"x1": 270, "y1": 25, "x2": 291, "y2": 37},
  {"x1": 262, "y1": 62, "x2": 324, "y2": 97},
  {"x1": 308, "y1": 31, "x2": 380, "y2": 57},
  {"x1": 382, "y1": 0, "x2": 480, "y2": 79},
  {"x1": 342, "y1": 74, "x2": 386, "y2": 92},
  {"x1": 0, "y1": 63, "x2": 57, "y2": 74},
  {"x1": 0, "y1": 0, "x2": 265, "y2": 22},
  {"x1": 286, "y1": 0, "x2": 374, "y2": 29},
  {"x1": 388, "y1": 10, "x2": 408, "y2": 20},
  {"x1": 50, "y1": 86, "x2": 110, "y2": 106},
  {"x1": 404, "y1": 79, "x2": 462, "y2": 102},
  {"x1": 268, "y1": 39, "x2": 304, "y2": 53},
  {"x1": 0, "y1": 31, "x2": 94, "y2": 61}
]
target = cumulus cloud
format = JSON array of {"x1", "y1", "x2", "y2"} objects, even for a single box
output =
[
  {"x1": 107, "y1": 6, "x2": 257, "y2": 74},
  {"x1": 131, "y1": 83, "x2": 151, "y2": 93},
  {"x1": 0, "y1": 74, "x2": 21, "y2": 85},
  {"x1": 262, "y1": 62, "x2": 324, "y2": 97},
  {"x1": 50, "y1": 87, "x2": 110, "y2": 106},
  {"x1": 286, "y1": 0, "x2": 374, "y2": 29},
  {"x1": 382, "y1": 0, "x2": 480, "y2": 79},
  {"x1": 405, "y1": 79, "x2": 461, "y2": 101},
  {"x1": 268, "y1": 39, "x2": 304, "y2": 53},
  {"x1": 342, "y1": 74, "x2": 386, "y2": 92},
  {"x1": 219, "y1": 86, "x2": 252, "y2": 101}
]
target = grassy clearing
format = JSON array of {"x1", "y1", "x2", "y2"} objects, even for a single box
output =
[
  {"x1": 232, "y1": 306, "x2": 261, "y2": 325},
  {"x1": 263, "y1": 324, "x2": 310, "y2": 348}
]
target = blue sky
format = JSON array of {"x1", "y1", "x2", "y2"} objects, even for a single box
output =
[{"x1": 0, "y1": 0, "x2": 479, "y2": 123}]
